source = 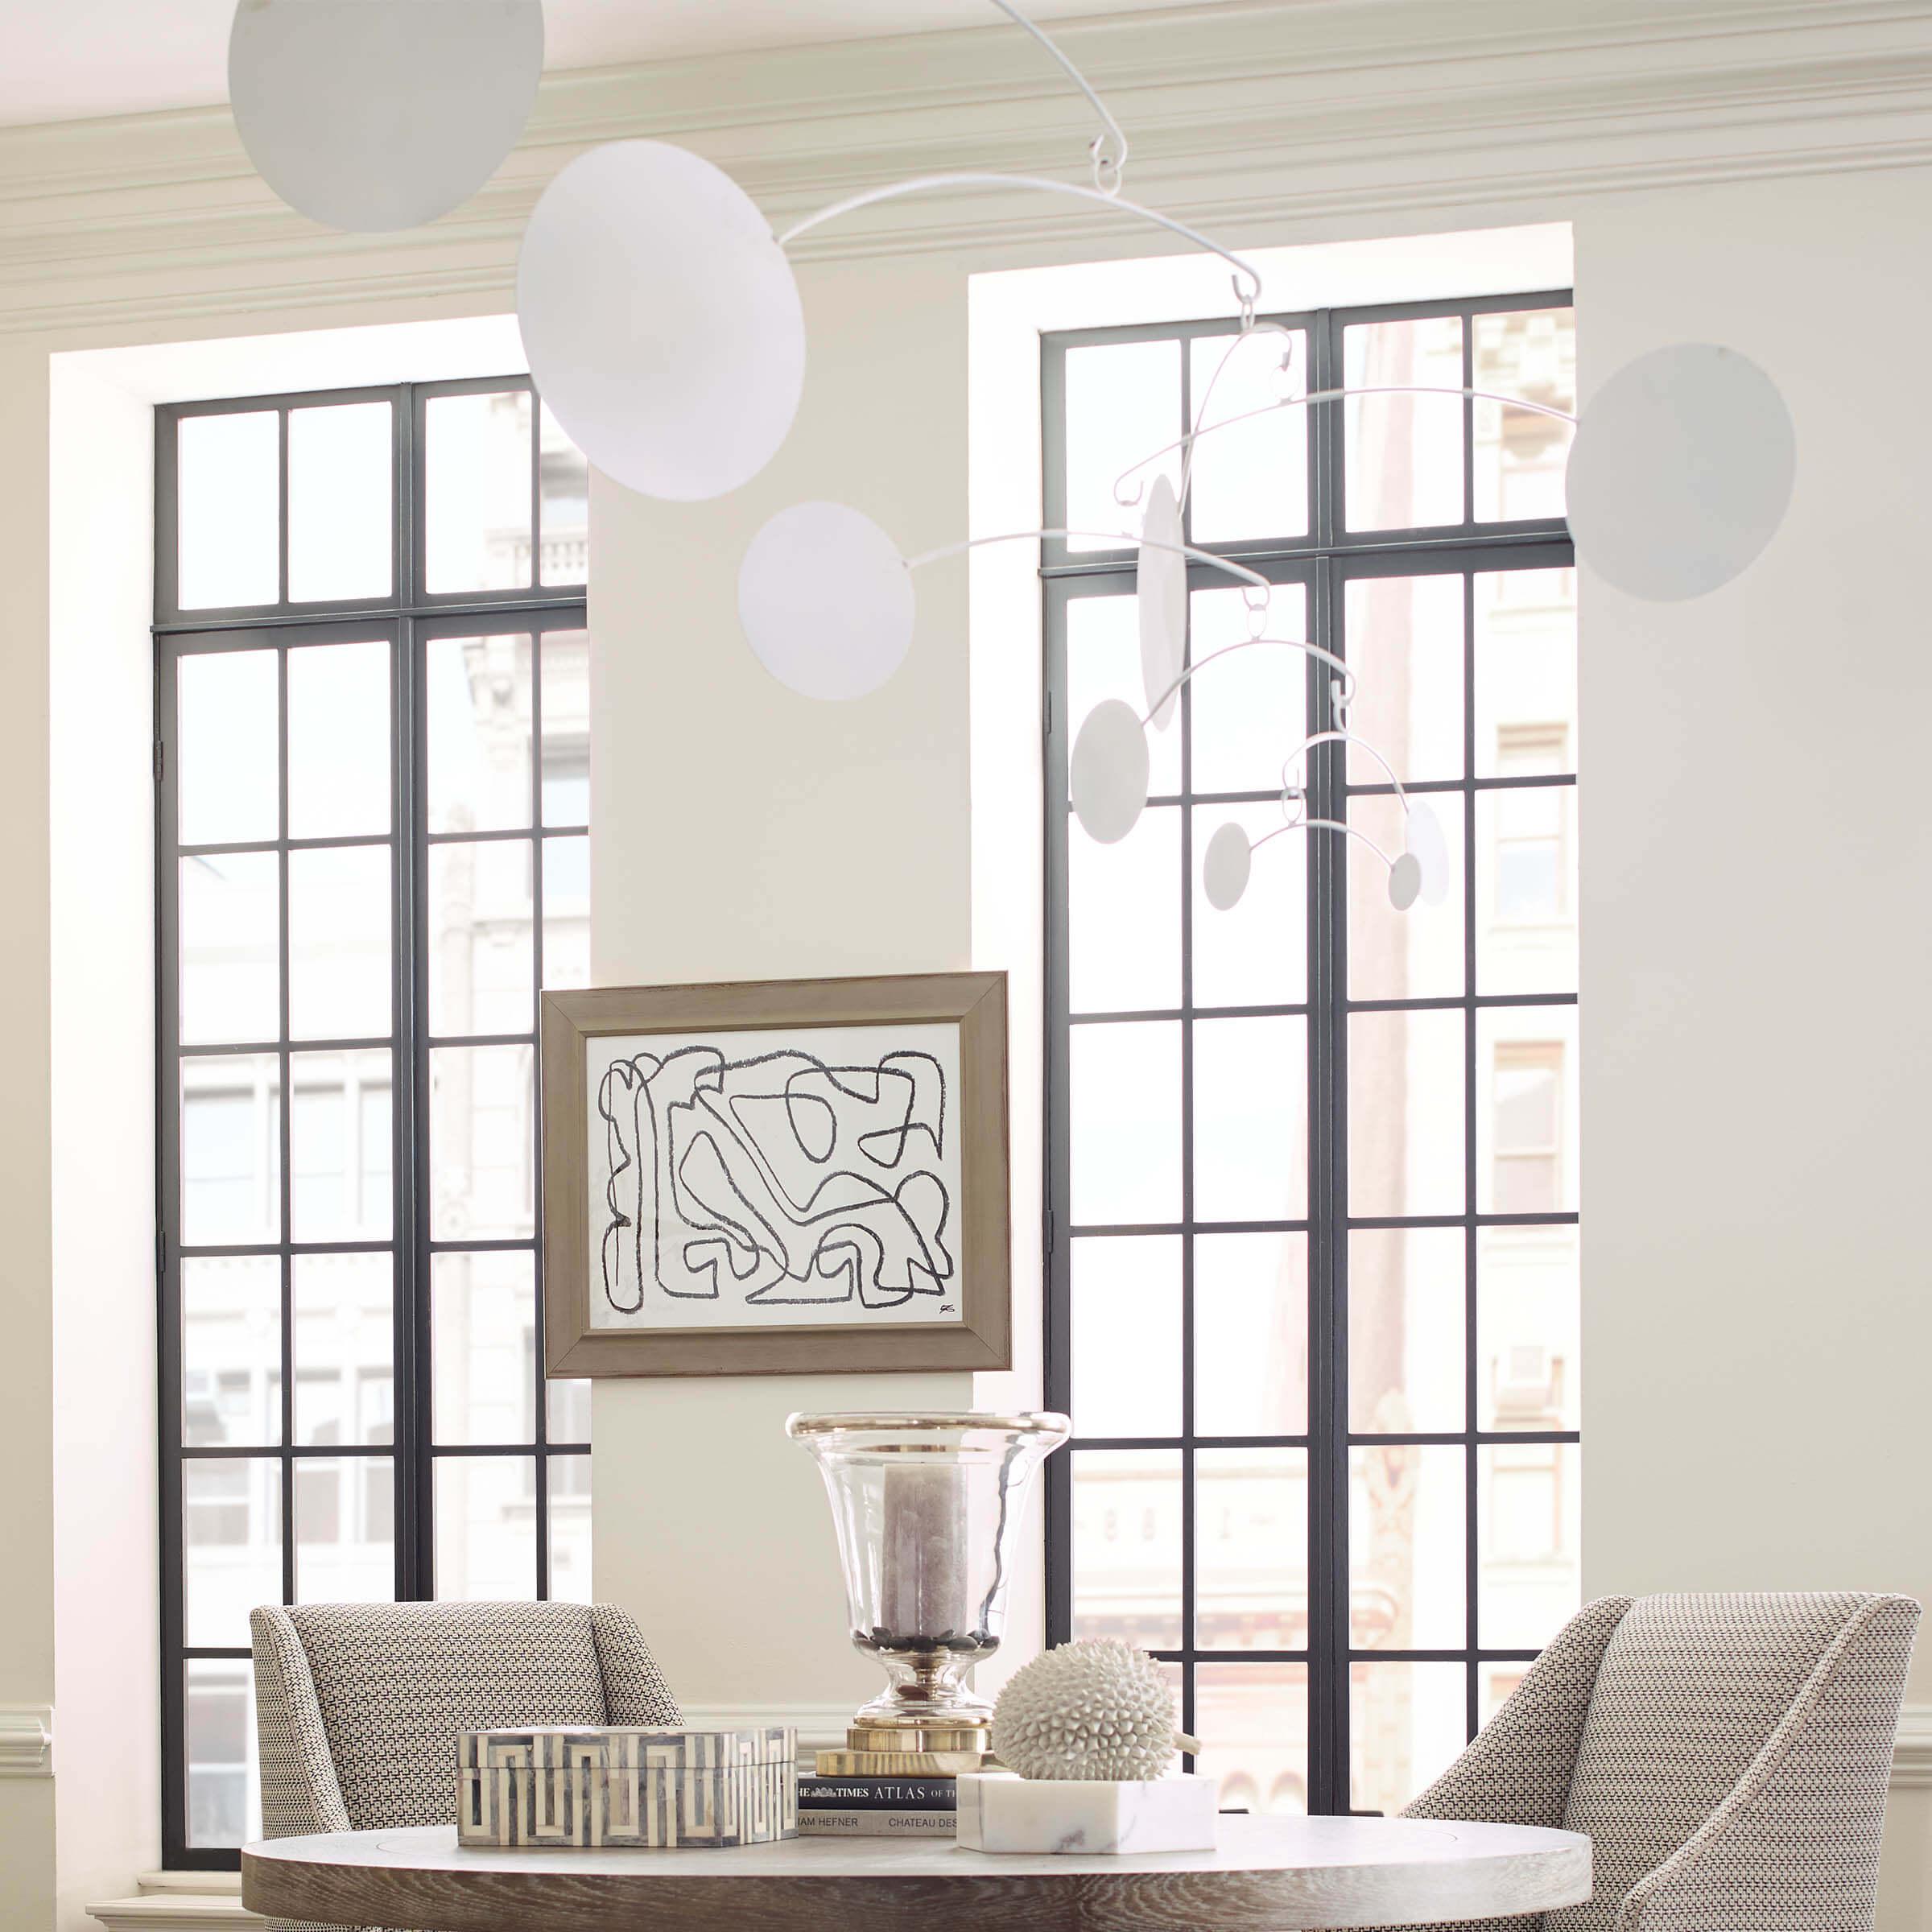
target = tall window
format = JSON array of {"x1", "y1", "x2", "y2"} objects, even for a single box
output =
[
  {"x1": 157, "y1": 379, "x2": 591, "y2": 1865},
  {"x1": 1042, "y1": 295, "x2": 1580, "y2": 1818}
]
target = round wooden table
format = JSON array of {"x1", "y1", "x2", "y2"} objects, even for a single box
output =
[{"x1": 243, "y1": 1814, "x2": 1591, "y2": 1931}]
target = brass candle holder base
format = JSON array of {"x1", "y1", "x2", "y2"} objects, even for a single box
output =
[{"x1": 813, "y1": 1715, "x2": 1001, "y2": 1777}]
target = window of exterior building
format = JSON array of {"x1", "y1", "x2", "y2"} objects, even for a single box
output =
[
  {"x1": 157, "y1": 378, "x2": 590, "y2": 1868},
  {"x1": 1042, "y1": 295, "x2": 1580, "y2": 1818}
]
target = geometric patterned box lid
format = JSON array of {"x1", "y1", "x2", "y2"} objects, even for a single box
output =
[{"x1": 459, "y1": 1725, "x2": 795, "y2": 1769}]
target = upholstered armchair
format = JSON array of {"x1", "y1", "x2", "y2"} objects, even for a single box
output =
[
  {"x1": 250, "y1": 1599, "x2": 682, "y2": 1930},
  {"x1": 1389, "y1": 1591, "x2": 1920, "y2": 1932}
]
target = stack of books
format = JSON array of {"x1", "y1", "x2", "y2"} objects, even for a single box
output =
[{"x1": 796, "y1": 1773, "x2": 957, "y2": 1837}]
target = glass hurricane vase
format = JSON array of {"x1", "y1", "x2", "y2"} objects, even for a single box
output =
[{"x1": 786, "y1": 1410, "x2": 1071, "y2": 1759}]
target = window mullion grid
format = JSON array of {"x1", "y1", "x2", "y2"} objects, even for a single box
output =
[
  {"x1": 1307, "y1": 309, "x2": 1352, "y2": 1818},
  {"x1": 394, "y1": 411, "x2": 425, "y2": 1600},
  {"x1": 408, "y1": 604, "x2": 436, "y2": 1597},
  {"x1": 1176, "y1": 341, "x2": 1198, "y2": 1759},
  {"x1": 1307, "y1": 547, "x2": 1352, "y2": 1818},
  {"x1": 276, "y1": 643, "x2": 295, "y2": 1607},
  {"x1": 1461, "y1": 564, "x2": 1481, "y2": 1740},
  {"x1": 531, "y1": 630, "x2": 551, "y2": 1600}
]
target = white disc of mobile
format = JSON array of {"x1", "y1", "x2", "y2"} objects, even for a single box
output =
[
  {"x1": 1137, "y1": 477, "x2": 1187, "y2": 729},
  {"x1": 739, "y1": 503, "x2": 914, "y2": 700},
  {"x1": 1071, "y1": 701, "x2": 1151, "y2": 844},
  {"x1": 230, "y1": 0, "x2": 544, "y2": 232},
  {"x1": 518, "y1": 141, "x2": 807, "y2": 502}
]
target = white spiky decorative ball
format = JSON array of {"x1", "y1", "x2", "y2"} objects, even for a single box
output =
[{"x1": 992, "y1": 1639, "x2": 1192, "y2": 1780}]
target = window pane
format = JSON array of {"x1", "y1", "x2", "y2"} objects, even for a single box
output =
[
  {"x1": 1069, "y1": 805, "x2": 1179, "y2": 1015},
  {"x1": 1187, "y1": 329, "x2": 1309, "y2": 544},
  {"x1": 1071, "y1": 1449, "x2": 1181, "y2": 1649},
  {"x1": 1191, "y1": 803, "x2": 1306, "y2": 1011},
  {"x1": 1480, "y1": 1443, "x2": 1580, "y2": 1649},
  {"x1": 1478, "y1": 1222, "x2": 1579, "y2": 1432},
  {"x1": 1194, "y1": 1232, "x2": 1307, "y2": 1436},
  {"x1": 1190, "y1": 584, "x2": 1309, "y2": 795},
  {"x1": 1351, "y1": 1660, "x2": 1466, "y2": 1814},
  {"x1": 1477, "y1": 786, "x2": 1576, "y2": 993},
  {"x1": 1068, "y1": 1022, "x2": 1179, "y2": 1226},
  {"x1": 1067, "y1": 593, "x2": 1179, "y2": 797},
  {"x1": 290, "y1": 1049, "x2": 392, "y2": 1243},
  {"x1": 179, "y1": 853, "x2": 279, "y2": 1046},
  {"x1": 287, "y1": 402, "x2": 392, "y2": 604},
  {"x1": 1348, "y1": 791, "x2": 1465, "y2": 1001},
  {"x1": 431, "y1": 1249, "x2": 536, "y2": 1447},
  {"x1": 1069, "y1": 1236, "x2": 1181, "y2": 1439},
  {"x1": 1474, "y1": 568, "x2": 1576, "y2": 778},
  {"x1": 428, "y1": 840, "x2": 534, "y2": 1038},
  {"x1": 1350, "y1": 1443, "x2": 1465, "y2": 1651},
  {"x1": 539, "y1": 629, "x2": 590, "y2": 824},
  {"x1": 287, "y1": 638, "x2": 390, "y2": 839},
  {"x1": 427, "y1": 634, "x2": 534, "y2": 834},
  {"x1": 1064, "y1": 340, "x2": 1179, "y2": 554},
  {"x1": 1349, "y1": 1228, "x2": 1464, "y2": 1435},
  {"x1": 1473, "y1": 309, "x2": 1575, "y2": 524},
  {"x1": 1193, "y1": 1016, "x2": 1307, "y2": 1222},
  {"x1": 288, "y1": 846, "x2": 391, "y2": 1042},
  {"x1": 435, "y1": 1455, "x2": 537, "y2": 1600},
  {"x1": 547, "y1": 1455, "x2": 594, "y2": 1602},
  {"x1": 1348, "y1": 1009, "x2": 1465, "y2": 1218},
  {"x1": 1344, "y1": 316, "x2": 1464, "y2": 531},
  {"x1": 183, "y1": 1256, "x2": 280, "y2": 1448},
  {"x1": 178, "y1": 650, "x2": 278, "y2": 845},
  {"x1": 1344, "y1": 572, "x2": 1464, "y2": 786},
  {"x1": 292, "y1": 1253, "x2": 394, "y2": 1447},
  {"x1": 1476, "y1": 1009, "x2": 1576, "y2": 1216},
  {"x1": 430, "y1": 1044, "x2": 535, "y2": 1241},
  {"x1": 181, "y1": 1054, "x2": 279, "y2": 1245},
  {"x1": 184, "y1": 1457, "x2": 281, "y2": 1647},
  {"x1": 295, "y1": 1457, "x2": 394, "y2": 1604},
  {"x1": 1197, "y1": 1447, "x2": 1306, "y2": 1649},
  {"x1": 541, "y1": 835, "x2": 590, "y2": 993},
  {"x1": 1195, "y1": 1663, "x2": 1308, "y2": 1816},
  {"x1": 426, "y1": 390, "x2": 532, "y2": 594},
  {"x1": 178, "y1": 411, "x2": 279, "y2": 609},
  {"x1": 539, "y1": 407, "x2": 589, "y2": 588},
  {"x1": 185, "y1": 1660, "x2": 259, "y2": 1849}
]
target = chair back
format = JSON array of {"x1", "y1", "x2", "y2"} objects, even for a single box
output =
[
  {"x1": 1547, "y1": 1591, "x2": 1918, "y2": 1932},
  {"x1": 268, "y1": 1600, "x2": 621, "y2": 1831}
]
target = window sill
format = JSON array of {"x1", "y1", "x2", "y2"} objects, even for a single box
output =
[{"x1": 88, "y1": 1872, "x2": 259, "y2": 1931}]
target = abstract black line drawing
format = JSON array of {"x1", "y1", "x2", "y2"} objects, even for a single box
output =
[{"x1": 594, "y1": 1036, "x2": 960, "y2": 1326}]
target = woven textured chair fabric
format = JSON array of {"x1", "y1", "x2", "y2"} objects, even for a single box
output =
[
  {"x1": 250, "y1": 1597, "x2": 682, "y2": 1932},
  {"x1": 1370, "y1": 1591, "x2": 1918, "y2": 1932}
]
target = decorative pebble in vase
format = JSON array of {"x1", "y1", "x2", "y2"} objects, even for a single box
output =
[{"x1": 956, "y1": 1640, "x2": 1220, "y2": 1855}]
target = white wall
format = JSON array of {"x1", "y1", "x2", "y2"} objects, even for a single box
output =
[
  {"x1": 586, "y1": 253, "x2": 976, "y2": 1721},
  {"x1": 1, "y1": 3, "x2": 1929, "y2": 1923}
]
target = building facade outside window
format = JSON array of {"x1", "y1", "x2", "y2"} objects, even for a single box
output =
[
  {"x1": 1042, "y1": 295, "x2": 1581, "y2": 1819},
  {"x1": 158, "y1": 379, "x2": 589, "y2": 1864}
]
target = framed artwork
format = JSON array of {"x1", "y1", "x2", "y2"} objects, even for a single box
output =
[{"x1": 540, "y1": 971, "x2": 1009, "y2": 1377}]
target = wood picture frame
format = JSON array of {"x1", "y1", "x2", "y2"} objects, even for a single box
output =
[{"x1": 540, "y1": 971, "x2": 1010, "y2": 1377}]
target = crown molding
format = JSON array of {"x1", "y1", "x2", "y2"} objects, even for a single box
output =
[{"x1": 2, "y1": 0, "x2": 1931, "y2": 336}]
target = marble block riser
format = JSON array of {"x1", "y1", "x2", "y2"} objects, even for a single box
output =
[{"x1": 955, "y1": 1773, "x2": 1219, "y2": 1855}]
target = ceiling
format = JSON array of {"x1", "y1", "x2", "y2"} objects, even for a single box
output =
[{"x1": 2, "y1": 0, "x2": 1212, "y2": 128}]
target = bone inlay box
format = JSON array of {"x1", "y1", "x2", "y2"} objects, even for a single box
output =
[
  {"x1": 458, "y1": 1725, "x2": 797, "y2": 1848},
  {"x1": 954, "y1": 1771, "x2": 1220, "y2": 1854}
]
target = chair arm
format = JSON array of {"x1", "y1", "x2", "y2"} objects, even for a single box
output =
[
  {"x1": 1617, "y1": 1595, "x2": 1919, "y2": 1932},
  {"x1": 250, "y1": 1605, "x2": 353, "y2": 1839},
  {"x1": 1405, "y1": 1596, "x2": 1635, "y2": 1827},
  {"x1": 590, "y1": 1603, "x2": 683, "y2": 1727}
]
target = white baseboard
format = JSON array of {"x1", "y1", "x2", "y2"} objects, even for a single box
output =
[{"x1": 1893, "y1": 1705, "x2": 1932, "y2": 1790}]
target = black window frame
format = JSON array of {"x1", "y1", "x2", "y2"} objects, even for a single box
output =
[
  {"x1": 155, "y1": 375, "x2": 588, "y2": 1869},
  {"x1": 1041, "y1": 293, "x2": 1580, "y2": 1817}
]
